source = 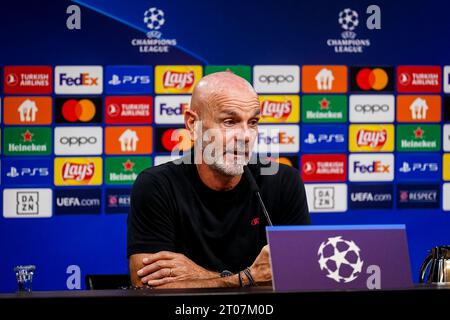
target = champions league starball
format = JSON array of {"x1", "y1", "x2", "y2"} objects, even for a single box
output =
[
  {"x1": 318, "y1": 236, "x2": 364, "y2": 283},
  {"x1": 338, "y1": 8, "x2": 359, "y2": 31},
  {"x1": 144, "y1": 7, "x2": 165, "y2": 30}
]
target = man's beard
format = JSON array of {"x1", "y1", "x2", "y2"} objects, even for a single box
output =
[{"x1": 203, "y1": 139, "x2": 251, "y2": 177}]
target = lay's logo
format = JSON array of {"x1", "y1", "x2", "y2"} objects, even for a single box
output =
[
  {"x1": 356, "y1": 129, "x2": 387, "y2": 148},
  {"x1": 54, "y1": 157, "x2": 102, "y2": 186},
  {"x1": 163, "y1": 71, "x2": 195, "y2": 89},
  {"x1": 259, "y1": 95, "x2": 299, "y2": 123},
  {"x1": 349, "y1": 125, "x2": 394, "y2": 152},
  {"x1": 62, "y1": 162, "x2": 95, "y2": 182},
  {"x1": 155, "y1": 66, "x2": 202, "y2": 93}
]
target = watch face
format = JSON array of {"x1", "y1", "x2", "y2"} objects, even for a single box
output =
[{"x1": 220, "y1": 270, "x2": 233, "y2": 277}]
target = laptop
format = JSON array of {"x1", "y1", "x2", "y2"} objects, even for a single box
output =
[{"x1": 267, "y1": 225, "x2": 413, "y2": 292}]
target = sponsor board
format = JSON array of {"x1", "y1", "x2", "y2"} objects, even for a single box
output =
[
  {"x1": 348, "y1": 153, "x2": 394, "y2": 182},
  {"x1": 3, "y1": 188, "x2": 52, "y2": 218},
  {"x1": 305, "y1": 183, "x2": 347, "y2": 212},
  {"x1": 349, "y1": 184, "x2": 393, "y2": 209},
  {"x1": 55, "y1": 188, "x2": 101, "y2": 215},
  {"x1": 348, "y1": 124, "x2": 395, "y2": 152},
  {"x1": 397, "y1": 184, "x2": 440, "y2": 209},
  {"x1": 54, "y1": 157, "x2": 103, "y2": 186},
  {"x1": 253, "y1": 65, "x2": 300, "y2": 93}
]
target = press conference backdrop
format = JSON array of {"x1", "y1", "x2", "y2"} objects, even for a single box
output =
[{"x1": 1, "y1": 0, "x2": 450, "y2": 292}]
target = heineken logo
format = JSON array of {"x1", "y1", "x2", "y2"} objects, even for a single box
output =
[
  {"x1": 4, "y1": 127, "x2": 52, "y2": 155},
  {"x1": 302, "y1": 95, "x2": 347, "y2": 122},
  {"x1": 397, "y1": 125, "x2": 440, "y2": 151},
  {"x1": 105, "y1": 157, "x2": 151, "y2": 185}
]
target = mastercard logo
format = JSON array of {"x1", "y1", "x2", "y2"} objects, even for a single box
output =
[
  {"x1": 61, "y1": 99, "x2": 97, "y2": 122},
  {"x1": 161, "y1": 128, "x2": 193, "y2": 152},
  {"x1": 355, "y1": 68, "x2": 389, "y2": 91}
]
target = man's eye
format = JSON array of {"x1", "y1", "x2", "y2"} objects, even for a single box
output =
[
  {"x1": 249, "y1": 119, "x2": 259, "y2": 126},
  {"x1": 223, "y1": 120, "x2": 235, "y2": 126}
]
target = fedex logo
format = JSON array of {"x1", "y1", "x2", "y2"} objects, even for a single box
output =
[
  {"x1": 256, "y1": 125, "x2": 299, "y2": 153},
  {"x1": 59, "y1": 73, "x2": 98, "y2": 86},
  {"x1": 155, "y1": 95, "x2": 191, "y2": 124},
  {"x1": 396, "y1": 153, "x2": 441, "y2": 181},
  {"x1": 55, "y1": 66, "x2": 103, "y2": 94},
  {"x1": 349, "y1": 154, "x2": 394, "y2": 182},
  {"x1": 301, "y1": 125, "x2": 347, "y2": 153}
]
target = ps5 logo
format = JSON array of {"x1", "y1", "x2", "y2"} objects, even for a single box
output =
[
  {"x1": 304, "y1": 133, "x2": 345, "y2": 144},
  {"x1": 399, "y1": 162, "x2": 438, "y2": 173},
  {"x1": 7, "y1": 166, "x2": 49, "y2": 178},
  {"x1": 108, "y1": 74, "x2": 151, "y2": 85}
]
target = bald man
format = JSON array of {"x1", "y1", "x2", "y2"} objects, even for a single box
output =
[{"x1": 127, "y1": 72, "x2": 310, "y2": 288}]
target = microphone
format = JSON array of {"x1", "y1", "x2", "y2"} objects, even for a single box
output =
[{"x1": 243, "y1": 165, "x2": 273, "y2": 226}]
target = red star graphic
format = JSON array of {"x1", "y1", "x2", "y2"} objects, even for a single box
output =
[
  {"x1": 414, "y1": 127, "x2": 424, "y2": 139},
  {"x1": 122, "y1": 159, "x2": 135, "y2": 171},
  {"x1": 22, "y1": 130, "x2": 34, "y2": 142},
  {"x1": 319, "y1": 98, "x2": 330, "y2": 110}
]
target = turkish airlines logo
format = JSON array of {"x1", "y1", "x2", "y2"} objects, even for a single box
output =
[
  {"x1": 55, "y1": 66, "x2": 103, "y2": 94},
  {"x1": 4, "y1": 66, "x2": 52, "y2": 94},
  {"x1": 397, "y1": 66, "x2": 441, "y2": 93},
  {"x1": 301, "y1": 154, "x2": 347, "y2": 182},
  {"x1": 105, "y1": 96, "x2": 153, "y2": 124}
]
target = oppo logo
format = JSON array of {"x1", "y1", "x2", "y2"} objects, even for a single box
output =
[
  {"x1": 60, "y1": 136, "x2": 97, "y2": 146},
  {"x1": 259, "y1": 74, "x2": 294, "y2": 84},
  {"x1": 355, "y1": 104, "x2": 389, "y2": 113}
]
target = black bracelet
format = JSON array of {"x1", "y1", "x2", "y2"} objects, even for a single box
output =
[
  {"x1": 238, "y1": 271, "x2": 243, "y2": 288},
  {"x1": 243, "y1": 267, "x2": 257, "y2": 287}
]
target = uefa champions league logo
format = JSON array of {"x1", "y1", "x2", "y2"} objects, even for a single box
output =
[
  {"x1": 318, "y1": 236, "x2": 364, "y2": 283},
  {"x1": 131, "y1": 6, "x2": 176, "y2": 53},
  {"x1": 338, "y1": 8, "x2": 358, "y2": 39}
]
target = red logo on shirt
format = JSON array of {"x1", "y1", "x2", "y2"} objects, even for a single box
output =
[{"x1": 251, "y1": 217, "x2": 260, "y2": 226}]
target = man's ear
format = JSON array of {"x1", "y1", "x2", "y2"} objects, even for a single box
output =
[{"x1": 184, "y1": 109, "x2": 199, "y2": 141}]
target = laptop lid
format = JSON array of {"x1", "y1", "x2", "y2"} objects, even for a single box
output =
[{"x1": 267, "y1": 225, "x2": 413, "y2": 292}]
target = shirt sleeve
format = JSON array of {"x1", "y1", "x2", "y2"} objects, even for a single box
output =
[
  {"x1": 127, "y1": 170, "x2": 176, "y2": 257},
  {"x1": 277, "y1": 165, "x2": 311, "y2": 225}
]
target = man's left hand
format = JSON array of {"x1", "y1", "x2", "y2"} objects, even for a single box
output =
[{"x1": 137, "y1": 251, "x2": 218, "y2": 287}]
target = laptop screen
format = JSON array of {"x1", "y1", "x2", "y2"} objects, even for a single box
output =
[{"x1": 267, "y1": 225, "x2": 413, "y2": 292}]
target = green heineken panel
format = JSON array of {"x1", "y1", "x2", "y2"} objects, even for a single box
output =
[
  {"x1": 105, "y1": 156, "x2": 152, "y2": 185},
  {"x1": 396, "y1": 124, "x2": 441, "y2": 152},
  {"x1": 4, "y1": 127, "x2": 52, "y2": 156},
  {"x1": 301, "y1": 95, "x2": 348, "y2": 123}
]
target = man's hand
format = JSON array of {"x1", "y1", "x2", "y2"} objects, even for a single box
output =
[
  {"x1": 248, "y1": 245, "x2": 272, "y2": 286},
  {"x1": 136, "y1": 251, "x2": 218, "y2": 287}
]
